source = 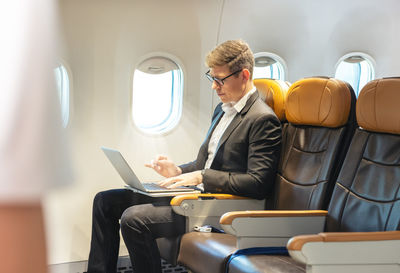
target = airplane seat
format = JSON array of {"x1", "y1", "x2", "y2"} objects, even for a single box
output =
[
  {"x1": 156, "y1": 78, "x2": 290, "y2": 266},
  {"x1": 253, "y1": 78, "x2": 290, "y2": 122},
  {"x1": 273, "y1": 77, "x2": 357, "y2": 211},
  {"x1": 325, "y1": 77, "x2": 400, "y2": 233},
  {"x1": 176, "y1": 77, "x2": 357, "y2": 273},
  {"x1": 227, "y1": 77, "x2": 400, "y2": 273}
]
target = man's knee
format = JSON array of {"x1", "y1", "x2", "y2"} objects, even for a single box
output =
[
  {"x1": 120, "y1": 206, "x2": 146, "y2": 236},
  {"x1": 92, "y1": 189, "x2": 123, "y2": 216}
]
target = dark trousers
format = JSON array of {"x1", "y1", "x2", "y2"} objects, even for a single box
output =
[{"x1": 87, "y1": 189, "x2": 186, "y2": 273}]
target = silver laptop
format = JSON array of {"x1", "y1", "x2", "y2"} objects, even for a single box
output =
[{"x1": 101, "y1": 147, "x2": 199, "y2": 195}]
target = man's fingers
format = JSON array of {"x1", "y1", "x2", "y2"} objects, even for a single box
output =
[
  {"x1": 156, "y1": 155, "x2": 168, "y2": 161},
  {"x1": 159, "y1": 177, "x2": 181, "y2": 187},
  {"x1": 167, "y1": 181, "x2": 185, "y2": 189}
]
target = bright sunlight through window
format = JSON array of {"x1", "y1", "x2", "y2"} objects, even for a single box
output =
[
  {"x1": 253, "y1": 52, "x2": 287, "y2": 81},
  {"x1": 335, "y1": 53, "x2": 375, "y2": 97},
  {"x1": 132, "y1": 56, "x2": 183, "y2": 134}
]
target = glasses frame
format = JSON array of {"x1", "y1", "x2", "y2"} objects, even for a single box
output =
[{"x1": 205, "y1": 69, "x2": 242, "y2": 86}]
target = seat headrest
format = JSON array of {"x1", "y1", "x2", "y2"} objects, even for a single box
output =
[
  {"x1": 253, "y1": 78, "x2": 290, "y2": 121},
  {"x1": 286, "y1": 77, "x2": 351, "y2": 127},
  {"x1": 356, "y1": 78, "x2": 400, "y2": 135}
]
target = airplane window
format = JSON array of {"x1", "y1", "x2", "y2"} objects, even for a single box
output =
[
  {"x1": 54, "y1": 64, "x2": 70, "y2": 127},
  {"x1": 335, "y1": 53, "x2": 375, "y2": 97},
  {"x1": 253, "y1": 52, "x2": 287, "y2": 80},
  {"x1": 132, "y1": 56, "x2": 183, "y2": 134}
]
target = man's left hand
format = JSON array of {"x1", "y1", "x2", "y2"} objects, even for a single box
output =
[{"x1": 158, "y1": 171, "x2": 202, "y2": 189}]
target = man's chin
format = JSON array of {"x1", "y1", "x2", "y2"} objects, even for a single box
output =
[{"x1": 218, "y1": 96, "x2": 228, "y2": 103}]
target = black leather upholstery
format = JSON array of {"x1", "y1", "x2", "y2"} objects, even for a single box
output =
[
  {"x1": 327, "y1": 128, "x2": 400, "y2": 232},
  {"x1": 274, "y1": 125, "x2": 348, "y2": 210},
  {"x1": 226, "y1": 77, "x2": 400, "y2": 273},
  {"x1": 177, "y1": 78, "x2": 357, "y2": 273}
]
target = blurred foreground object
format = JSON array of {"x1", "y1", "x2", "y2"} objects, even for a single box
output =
[{"x1": 0, "y1": 0, "x2": 71, "y2": 272}]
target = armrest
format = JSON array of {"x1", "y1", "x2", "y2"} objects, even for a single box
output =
[
  {"x1": 170, "y1": 193, "x2": 248, "y2": 206},
  {"x1": 171, "y1": 194, "x2": 264, "y2": 217},
  {"x1": 170, "y1": 194, "x2": 265, "y2": 231},
  {"x1": 288, "y1": 231, "x2": 400, "y2": 273},
  {"x1": 220, "y1": 210, "x2": 327, "y2": 249}
]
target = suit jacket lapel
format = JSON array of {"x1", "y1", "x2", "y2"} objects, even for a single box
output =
[
  {"x1": 214, "y1": 91, "x2": 260, "y2": 154},
  {"x1": 203, "y1": 108, "x2": 224, "y2": 146}
]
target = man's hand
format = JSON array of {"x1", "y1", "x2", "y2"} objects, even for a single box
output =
[
  {"x1": 145, "y1": 155, "x2": 182, "y2": 178},
  {"x1": 158, "y1": 171, "x2": 203, "y2": 189}
]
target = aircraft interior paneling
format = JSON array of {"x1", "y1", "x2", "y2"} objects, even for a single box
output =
[{"x1": 38, "y1": 0, "x2": 400, "y2": 271}]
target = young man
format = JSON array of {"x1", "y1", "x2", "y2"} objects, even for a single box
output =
[{"x1": 87, "y1": 39, "x2": 282, "y2": 273}]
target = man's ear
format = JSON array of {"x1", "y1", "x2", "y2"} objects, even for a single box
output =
[{"x1": 242, "y1": 69, "x2": 251, "y2": 81}]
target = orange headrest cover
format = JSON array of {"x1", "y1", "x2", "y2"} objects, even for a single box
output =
[
  {"x1": 253, "y1": 78, "x2": 290, "y2": 121},
  {"x1": 286, "y1": 77, "x2": 351, "y2": 127},
  {"x1": 357, "y1": 78, "x2": 400, "y2": 135}
]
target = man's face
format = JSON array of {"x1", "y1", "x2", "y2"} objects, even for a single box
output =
[{"x1": 208, "y1": 65, "x2": 246, "y2": 103}]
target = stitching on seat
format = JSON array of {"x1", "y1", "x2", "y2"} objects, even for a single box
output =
[
  {"x1": 336, "y1": 182, "x2": 400, "y2": 203},
  {"x1": 361, "y1": 156, "x2": 400, "y2": 167},
  {"x1": 279, "y1": 174, "x2": 328, "y2": 187},
  {"x1": 292, "y1": 145, "x2": 327, "y2": 154}
]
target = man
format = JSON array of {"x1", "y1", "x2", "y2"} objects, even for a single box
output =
[{"x1": 87, "y1": 39, "x2": 281, "y2": 273}]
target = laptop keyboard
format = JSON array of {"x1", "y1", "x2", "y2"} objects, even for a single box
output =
[{"x1": 143, "y1": 182, "x2": 169, "y2": 191}]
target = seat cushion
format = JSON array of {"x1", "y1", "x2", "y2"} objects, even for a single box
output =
[
  {"x1": 229, "y1": 255, "x2": 306, "y2": 273},
  {"x1": 178, "y1": 232, "x2": 237, "y2": 273}
]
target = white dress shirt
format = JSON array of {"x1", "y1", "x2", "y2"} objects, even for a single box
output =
[{"x1": 198, "y1": 87, "x2": 257, "y2": 190}]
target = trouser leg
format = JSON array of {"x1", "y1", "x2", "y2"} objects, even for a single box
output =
[
  {"x1": 87, "y1": 189, "x2": 154, "y2": 273},
  {"x1": 120, "y1": 203, "x2": 186, "y2": 273}
]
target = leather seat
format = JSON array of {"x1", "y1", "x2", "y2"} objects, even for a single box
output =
[
  {"x1": 156, "y1": 78, "x2": 290, "y2": 265},
  {"x1": 227, "y1": 77, "x2": 400, "y2": 273},
  {"x1": 177, "y1": 77, "x2": 357, "y2": 273}
]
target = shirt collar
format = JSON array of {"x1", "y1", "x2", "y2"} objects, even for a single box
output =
[{"x1": 221, "y1": 87, "x2": 257, "y2": 114}]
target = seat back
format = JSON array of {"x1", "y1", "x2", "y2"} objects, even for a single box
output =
[
  {"x1": 157, "y1": 78, "x2": 290, "y2": 265},
  {"x1": 327, "y1": 77, "x2": 400, "y2": 232},
  {"x1": 273, "y1": 77, "x2": 357, "y2": 210}
]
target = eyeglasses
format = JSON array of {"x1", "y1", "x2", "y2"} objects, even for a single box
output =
[{"x1": 205, "y1": 69, "x2": 242, "y2": 86}]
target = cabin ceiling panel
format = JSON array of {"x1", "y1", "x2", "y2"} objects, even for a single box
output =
[{"x1": 218, "y1": 0, "x2": 400, "y2": 81}]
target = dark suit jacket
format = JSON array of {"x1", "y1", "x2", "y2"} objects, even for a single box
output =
[{"x1": 179, "y1": 91, "x2": 282, "y2": 200}]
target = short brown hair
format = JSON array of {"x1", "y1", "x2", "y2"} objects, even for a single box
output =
[{"x1": 206, "y1": 39, "x2": 254, "y2": 78}]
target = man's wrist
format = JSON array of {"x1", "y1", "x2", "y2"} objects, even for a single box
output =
[{"x1": 200, "y1": 169, "x2": 206, "y2": 183}]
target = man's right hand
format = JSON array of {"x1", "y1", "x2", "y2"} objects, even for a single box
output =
[{"x1": 145, "y1": 155, "x2": 182, "y2": 178}]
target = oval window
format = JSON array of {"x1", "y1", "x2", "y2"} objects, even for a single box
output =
[
  {"x1": 253, "y1": 52, "x2": 287, "y2": 80},
  {"x1": 132, "y1": 55, "x2": 183, "y2": 134},
  {"x1": 54, "y1": 64, "x2": 70, "y2": 127},
  {"x1": 335, "y1": 53, "x2": 375, "y2": 97}
]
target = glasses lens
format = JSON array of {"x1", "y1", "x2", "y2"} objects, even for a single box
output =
[
  {"x1": 214, "y1": 78, "x2": 223, "y2": 85},
  {"x1": 205, "y1": 73, "x2": 224, "y2": 86},
  {"x1": 205, "y1": 73, "x2": 214, "y2": 83}
]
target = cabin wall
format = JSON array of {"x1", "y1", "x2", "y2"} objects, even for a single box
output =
[
  {"x1": 46, "y1": 0, "x2": 223, "y2": 264},
  {"x1": 46, "y1": 0, "x2": 400, "y2": 265}
]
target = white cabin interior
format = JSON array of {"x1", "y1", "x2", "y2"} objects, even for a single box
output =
[{"x1": 44, "y1": 0, "x2": 400, "y2": 266}]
